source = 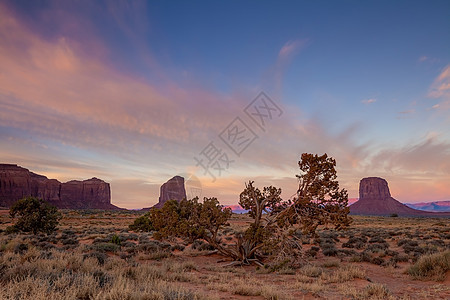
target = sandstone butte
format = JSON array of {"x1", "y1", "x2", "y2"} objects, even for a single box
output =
[
  {"x1": 349, "y1": 177, "x2": 450, "y2": 217},
  {"x1": 0, "y1": 164, "x2": 119, "y2": 209},
  {"x1": 152, "y1": 175, "x2": 187, "y2": 209}
]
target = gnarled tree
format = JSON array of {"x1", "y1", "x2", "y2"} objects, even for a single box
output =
[{"x1": 132, "y1": 153, "x2": 351, "y2": 267}]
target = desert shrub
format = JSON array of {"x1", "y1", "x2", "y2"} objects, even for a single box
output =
[
  {"x1": 93, "y1": 237, "x2": 110, "y2": 244},
  {"x1": 92, "y1": 270, "x2": 112, "y2": 288},
  {"x1": 110, "y1": 234, "x2": 121, "y2": 245},
  {"x1": 305, "y1": 246, "x2": 320, "y2": 257},
  {"x1": 191, "y1": 240, "x2": 215, "y2": 251},
  {"x1": 91, "y1": 242, "x2": 120, "y2": 253},
  {"x1": 366, "y1": 242, "x2": 389, "y2": 252},
  {"x1": 370, "y1": 256, "x2": 385, "y2": 265},
  {"x1": 407, "y1": 250, "x2": 450, "y2": 281},
  {"x1": 13, "y1": 243, "x2": 28, "y2": 254},
  {"x1": 170, "y1": 244, "x2": 185, "y2": 251},
  {"x1": 368, "y1": 236, "x2": 386, "y2": 244},
  {"x1": 429, "y1": 239, "x2": 445, "y2": 247},
  {"x1": 129, "y1": 214, "x2": 154, "y2": 232},
  {"x1": 342, "y1": 236, "x2": 367, "y2": 249},
  {"x1": 127, "y1": 233, "x2": 139, "y2": 240},
  {"x1": 338, "y1": 249, "x2": 357, "y2": 256},
  {"x1": 319, "y1": 231, "x2": 339, "y2": 242},
  {"x1": 61, "y1": 237, "x2": 79, "y2": 246},
  {"x1": 121, "y1": 241, "x2": 136, "y2": 248},
  {"x1": 393, "y1": 253, "x2": 409, "y2": 263},
  {"x1": 322, "y1": 246, "x2": 338, "y2": 256},
  {"x1": 83, "y1": 251, "x2": 108, "y2": 265},
  {"x1": 136, "y1": 241, "x2": 161, "y2": 252},
  {"x1": 8, "y1": 197, "x2": 62, "y2": 234}
]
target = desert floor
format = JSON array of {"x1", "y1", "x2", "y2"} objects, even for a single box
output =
[{"x1": 0, "y1": 209, "x2": 449, "y2": 299}]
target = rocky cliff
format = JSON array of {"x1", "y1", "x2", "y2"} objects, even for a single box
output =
[
  {"x1": 153, "y1": 176, "x2": 186, "y2": 208},
  {"x1": 0, "y1": 164, "x2": 118, "y2": 209},
  {"x1": 350, "y1": 177, "x2": 450, "y2": 216}
]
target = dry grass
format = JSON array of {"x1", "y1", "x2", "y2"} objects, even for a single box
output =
[
  {"x1": 408, "y1": 250, "x2": 450, "y2": 281},
  {"x1": 1, "y1": 211, "x2": 450, "y2": 299},
  {"x1": 0, "y1": 245, "x2": 204, "y2": 299}
]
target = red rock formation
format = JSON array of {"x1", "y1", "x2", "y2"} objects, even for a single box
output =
[
  {"x1": 60, "y1": 178, "x2": 113, "y2": 209},
  {"x1": 0, "y1": 164, "x2": 31, "y2": 207},
  {"x1": 350, "y1": 177, "x2": 450, "y2": 216},
  {"x1": 153, "y1": 176, "x2": 186, "y2": 208},
  {"x1": 0, "y1": 163, "x2": 118, "y2": 209},
  {"x1": 30, "y1": 172, "x2": 60, "y2": 203}
]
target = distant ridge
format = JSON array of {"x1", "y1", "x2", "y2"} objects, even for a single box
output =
[
  {"x1": 349, "y1": 177, "x2": 450, "y2": 217},
  {"x1": 405, "y1": 200, "x2": 450, "y2": 212}
]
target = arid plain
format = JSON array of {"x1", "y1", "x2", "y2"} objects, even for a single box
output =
[{"x1": 0, "y1": 210, "x2": 449, "y2": 300}]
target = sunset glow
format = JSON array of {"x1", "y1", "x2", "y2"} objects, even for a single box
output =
[{"x1": 1, "y1": 1, "x2": 449, "y2": 209}]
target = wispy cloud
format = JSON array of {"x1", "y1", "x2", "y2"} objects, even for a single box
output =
[
  {"x1": 273, "y1": 39, "x2": 308, "y2": 91},
  {"x1": 428, "y1": 65, "x2": 450, "y2": 111},
  {"x1": 278, "y1": 40, "x2": 305, "y2": 60},
  {"x1": 361, "y1": 98, "x2": 376, "y2": 104}
]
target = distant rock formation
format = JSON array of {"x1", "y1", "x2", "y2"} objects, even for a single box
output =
[
  {"x1": 405, "y1": 201, "x2": 450, "y2": 212},
  {"x1": 350, "y1": 177, "x2": 450, "y2": 216},
  {"x1": 0, "y1": 163, "x2": 118, "y2": 209},
  {"x1": 153, "y1": 176, "x2": 186, "y2": 209}
]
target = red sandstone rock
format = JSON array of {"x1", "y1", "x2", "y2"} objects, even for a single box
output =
[
  {"x1": 153, "y1": 176, "x2": 186, "y2": 209},
  {"x1": 0, "y1": 164, "x2": 31, "y2": 207},
  {"x1": 0, "y1": 163, "x2": 118, "y2": 209},
  {"x1": 350, "y1": 177, "x2": 450, "y2": 216}
]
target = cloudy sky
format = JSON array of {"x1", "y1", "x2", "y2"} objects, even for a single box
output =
[{"x1": 1, "y1": 0, "x2": 449, "y2": 209}]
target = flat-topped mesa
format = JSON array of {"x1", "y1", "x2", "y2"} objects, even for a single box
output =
[
  {"x1": 359, "y1": 177, "x2": 391, "y2": 201},
  {"x1": 0, "y1": 164, "x2": 117, "y2": 209},
  {"x1": 153, "y1": 176, "x2": 186, "y2": 209},
  {"x1": 60, "y1": 178, "x2": 111, "y2": 209}
]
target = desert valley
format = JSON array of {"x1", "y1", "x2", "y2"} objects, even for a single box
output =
[{"x1": 1, "y1": 1, "x2": 449, "y2": 299}]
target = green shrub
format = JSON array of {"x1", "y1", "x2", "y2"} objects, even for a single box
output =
[
  {"x1": 9, "y1": 197, "x2": 62, "y2": 234},
  {"x1": 91, "y1": 242, "x2": 120, "y2": 253},
  {"x1": 111, "y1": 234, "x2": 121, "y2": 245},
  {"x1": 129, "y1": 215, "x2": 153, "y2": 232}
]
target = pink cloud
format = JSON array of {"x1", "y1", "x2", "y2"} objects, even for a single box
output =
[
  {"x1": 278, "y1": 40, "x2": 305, "y2": 60},
  {"x1": 428, "y1": 65, "x2": 450, "y2": 111}
]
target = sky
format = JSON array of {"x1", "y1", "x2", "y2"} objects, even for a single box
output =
[{"x1": 0, "y1": 0, "x2": 449, "y2": 209}]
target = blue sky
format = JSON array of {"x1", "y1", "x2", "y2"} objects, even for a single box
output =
[{"x1": 1, "y1": 0, "x2": 449, "y2": 208}]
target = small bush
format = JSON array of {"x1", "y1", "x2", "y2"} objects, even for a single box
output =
[
  {"x1": 408, "y1": 250, "x2": 450, "y2": 281},
  {"x1": 9, "y1": 197, "x2": 62, "y2": 234},
  {"x1": 91, "y1": 242, "x2": 120, "y2": 253},
  {"x1": 110, "y1": 234, "x2": 121, "y2": 245},
  {"x1": 83, "y1": 251, "x2": 108, "y2": 265},
  {"x1": 129, "y1": 215, "x2": 153, "y2": 232}
]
